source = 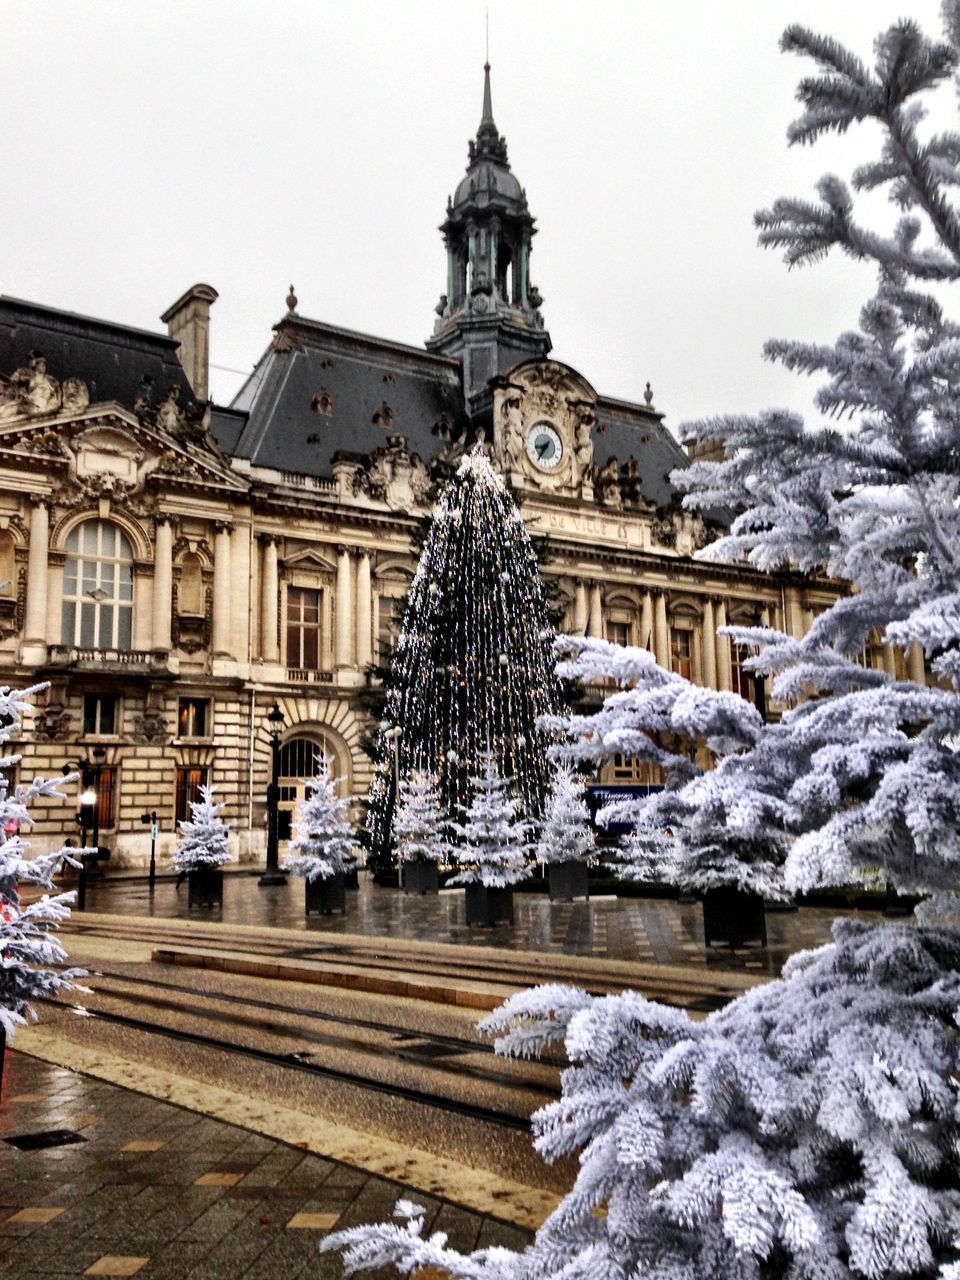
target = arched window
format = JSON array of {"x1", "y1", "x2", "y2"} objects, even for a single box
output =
[
  {"x1": 179, "y1": 553, "x2": 203, "y2": 615},
  {"x1": 279, "y1": 737, "x2": 327, "y2": 779},
  {"x1": 61, "y1": 521, "x2": 134, "y2": 650}
]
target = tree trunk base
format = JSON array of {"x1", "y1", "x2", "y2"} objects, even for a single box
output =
[
  {"x1": 548, "y1": 860, "x2": 590, "y2": 901},
  {"x1": 465, "y1": 883, "x2": 514, "y2": 926},
  {"x1": 306, "y1": 873, "x2": 346, "y2": 916},
  {"x1": 188, "y1": 868, "x2": 223, "y2": 908},
  {"x1": 404, "y1": 859, "x2": 439, "y2": 895},
  {"x1": 702, "y1": 886, "x2": 767, "y2": 948}
]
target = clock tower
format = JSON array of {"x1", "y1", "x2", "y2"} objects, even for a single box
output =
[{"x1": 426, "y1": 63, "x2": 552, "y2": 404}]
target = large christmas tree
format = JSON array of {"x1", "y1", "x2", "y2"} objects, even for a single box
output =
[{"x1": 365, "y1": 449, "x2": 561, "y2": 862}]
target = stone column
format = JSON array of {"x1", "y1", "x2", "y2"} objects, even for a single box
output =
[
  {"x1": 355, "y1": 551, "x2": 372, "y2": 670},
  {"x1": 701, "y1": 598, "x2": 718, "y2": 690},
  {"x1": 715, "y1": 599, "x2": 733, "y2": 691},
  {"x1": 152, "y1": 518, "x2": 173, "y2": 653},
  {"x1": 588, "y1": 583, "x2": 603, "y2": 639},
  {"x1": 260, "y1": 537, "x2": 279, "y2": 663},
  {"x1": 907, "y1": 642, "x2": 926, "y2": 685},
  {"x1": 230, "y1": 523, "x2": 251, "y2": 663},
  {"x1": 24, "y1": 500, "x2": 49, "y2": 650},
  {"x1": 882, "y1": 644, "x2": 897, "y2": 678},
  {"x1": 654, "y1": 591, "x2": 670, "y2": 669},
  {"x1": 335, "y1": 546, "x2": 353, "y2": 669},
  {"x1": 212, "y1": 522, "x2": 233, "y2": 657},
  {"x1": 785, "y1": 585, "x2": 804, "y2": 639},
  {"x1": 640, "y1": 591, "x2": 654, "y2": 654},
  {"x1": 573, "y1": 581, "x2": 588, "y2": 635}
]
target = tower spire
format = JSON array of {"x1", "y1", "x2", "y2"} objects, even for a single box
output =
[{"x1": 481, "y1": 60, "x2": 494, "y2": 129}]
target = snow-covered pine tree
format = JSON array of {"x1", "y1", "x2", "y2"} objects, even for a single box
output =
[
  {"x1": 392, "y1": 770, "x2": 448, "y2": 865},
  {"x1": 1, "y1": 684, "x2": 84, "y2": 1080},
  {"x1": 449, "y1": 754, "x2": 532, "y2": 889},
  {"x1": 536, "y1": 763, "x2": 594, "y2": 900},
  {"x1": 535, "y1": 765, "x2": 594, "y2": 867},
  {"x1": 171, "y1": 784, "x2": 233, "y2": 873},
  {"x1": 324, "y1": 8, "x2": 960, "y2": 1278},
  {"x1": 543, "y1": 635, "x2": 785, "y2": 900},
  {"x1": 283, "y1": 754, "x2": 358, "y2": 882},
  {"x1": 393, "y1": 769, "x2": 448, "y2": 894}
]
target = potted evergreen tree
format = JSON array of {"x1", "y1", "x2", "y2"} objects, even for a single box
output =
[
  {"x1": 284, "y1": 755, "x2": 358, "y2": 915},
  {"x1": 449, "y1": 755, "x2": 532, "y2": 925},
  {"x1": 393, "y1": 770, "x2": 446, "y2": 895},
  {"x1": 172, "y1": 785, "x2": 232, "y2": 907},
  {"x1": 537, "y1": 764, "x2": 594, "y2": 901}
]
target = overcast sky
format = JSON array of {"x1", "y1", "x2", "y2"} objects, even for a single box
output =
[{"x1": 2, "y1": 0, "x2": 952, "y2": 435}]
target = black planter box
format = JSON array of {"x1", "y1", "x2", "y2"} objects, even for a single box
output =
[
  {"x1": 305, "y1": 872, "x2": 346, "y2": 916},
  {"x1": 702, "y1": 886, "x2": 767, "y2": 948},
  {"x1": 464, "y1": 882, "x2": 514, "y2": 926},
  {"x1": 188, "y1": 867, "x2": 223, "y2": 908},
  {"x1": 345, "y1": 865, "x2": 360, "y2": 890},
  {"x1": 548, "y1": 860, "x2": 590, "y2": 902},
  {"x1": 404, "y1": 859, "x2": 439, "y2": 895}
]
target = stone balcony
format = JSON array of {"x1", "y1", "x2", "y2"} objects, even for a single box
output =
[
  {"x1": 44, "y1": 646, "x2": 178, "y2": 676},
  {"x1": 285, "y1": 667, "x2": 334, "y2": 684}
]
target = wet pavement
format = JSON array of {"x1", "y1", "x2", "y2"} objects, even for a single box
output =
[
  {"x1": 68, "y1": 871, "x2": 876, "y2": 977},
  {"x1": 0, "y1": 1050, "x2": 530, "y2": 1279}
]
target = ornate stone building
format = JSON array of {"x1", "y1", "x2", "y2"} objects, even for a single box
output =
[{"x1": 0, "y1": 67, "x2": 919, "y2": 866}]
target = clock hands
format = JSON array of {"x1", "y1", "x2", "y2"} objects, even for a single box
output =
[{"x1": 536, "y1": 438, "x2": 551, "y2": 459}]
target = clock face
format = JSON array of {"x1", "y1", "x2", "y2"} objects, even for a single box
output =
[{"x1": 526, "y1": 422, "x2": 563, "y2": 471}]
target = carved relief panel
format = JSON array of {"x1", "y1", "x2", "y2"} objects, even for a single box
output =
[{"x1": 493, "y1": 361, "x2": 597, "y2": 498}]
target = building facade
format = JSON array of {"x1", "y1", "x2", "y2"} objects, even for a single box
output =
[{"x1": 0, "y1": 68, "x2": 923, "y2": 866}]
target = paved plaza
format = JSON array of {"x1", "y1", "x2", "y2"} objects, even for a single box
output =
[
  {"x1": 0, "y1": 1051, "x2": 529, "y2": 1279},
  {"x1": 69, "y1": 871, "x2": 870, "y2": 977},
  {"x1": 1, "y1": 875, "x2": 890, "y2": 1277}
]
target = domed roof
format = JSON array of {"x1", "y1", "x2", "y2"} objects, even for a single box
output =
[
  {"x1": 449, "y1": 64, "x2": 528, "y2": 217},
  {"x1": 453, "y1": 160, "x2": 523, "y2": 210}
]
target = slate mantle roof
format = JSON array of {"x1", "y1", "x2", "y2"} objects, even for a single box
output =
[
  {"x1": 225, "y1": 314, "x2": 467, "y2": 479},
  {"x1": 593, "y1": 392, "x2": 691, "y2": 510},
  {"x1": 0, "y1": 296, "x2": 200, "y2": 412},
  {"x1": 0, "y1": 294, "x2": 693, "y2": 515}
]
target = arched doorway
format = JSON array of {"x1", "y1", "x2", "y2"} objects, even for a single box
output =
[{"x1": 277, "y1": 730, "x2": 350, "y2": 843}]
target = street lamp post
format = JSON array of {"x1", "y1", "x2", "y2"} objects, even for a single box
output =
[
  {"x1": 140, "y1": 810, "x2": 158, "y2": 891},
  {"x1": 259, "y1": 701, "x2": 287, "y2": 887},
  {"x1": 90, "y1": 744, "x2": 106, "y2": 867},
  {"x1": 77, "y1": 773, "x2": 95, "y2": 911}
]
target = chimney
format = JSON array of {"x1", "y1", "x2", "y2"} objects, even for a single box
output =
[{"x1": 160, "y1": 283, "x2": 218, "y2": 401}]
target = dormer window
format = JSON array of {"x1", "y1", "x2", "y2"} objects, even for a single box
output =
[
  {"x1": 312, "y1": 389, "x2": 334, "y2": 415},
  {"x1": 372, "y1": 402, "x2": 394, "y2": 429}
]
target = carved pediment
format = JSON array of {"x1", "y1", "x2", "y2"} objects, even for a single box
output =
[
  {"x1": 282, "y1": 546, "x2": 337, "y2": 574},
  {"x1": 74, "y1": 424, "x2": 145, "y2": 485}
]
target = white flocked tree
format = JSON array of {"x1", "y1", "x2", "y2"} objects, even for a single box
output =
[
  {"x1": 392, "y1": 770, "x2": 448, "y2": 865},
  {"x1": 448, "y1": 754, "x2": 532, "y2": 888},
  {"x1": 283, "y1": 755, "x2": 358, "y2": 882},
  {"x1": 535, "y1": 764, "x2": 594, "y2": 868},
  {"x1": 325, "y1": 8, "x2": 960, "y2": 1279},
  {"x1": 171, "y1": 784, "x2": 233, "y2": 874},
  {"x1": 1, "y1": 685, "x2": 84, "y2": 1061}
]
